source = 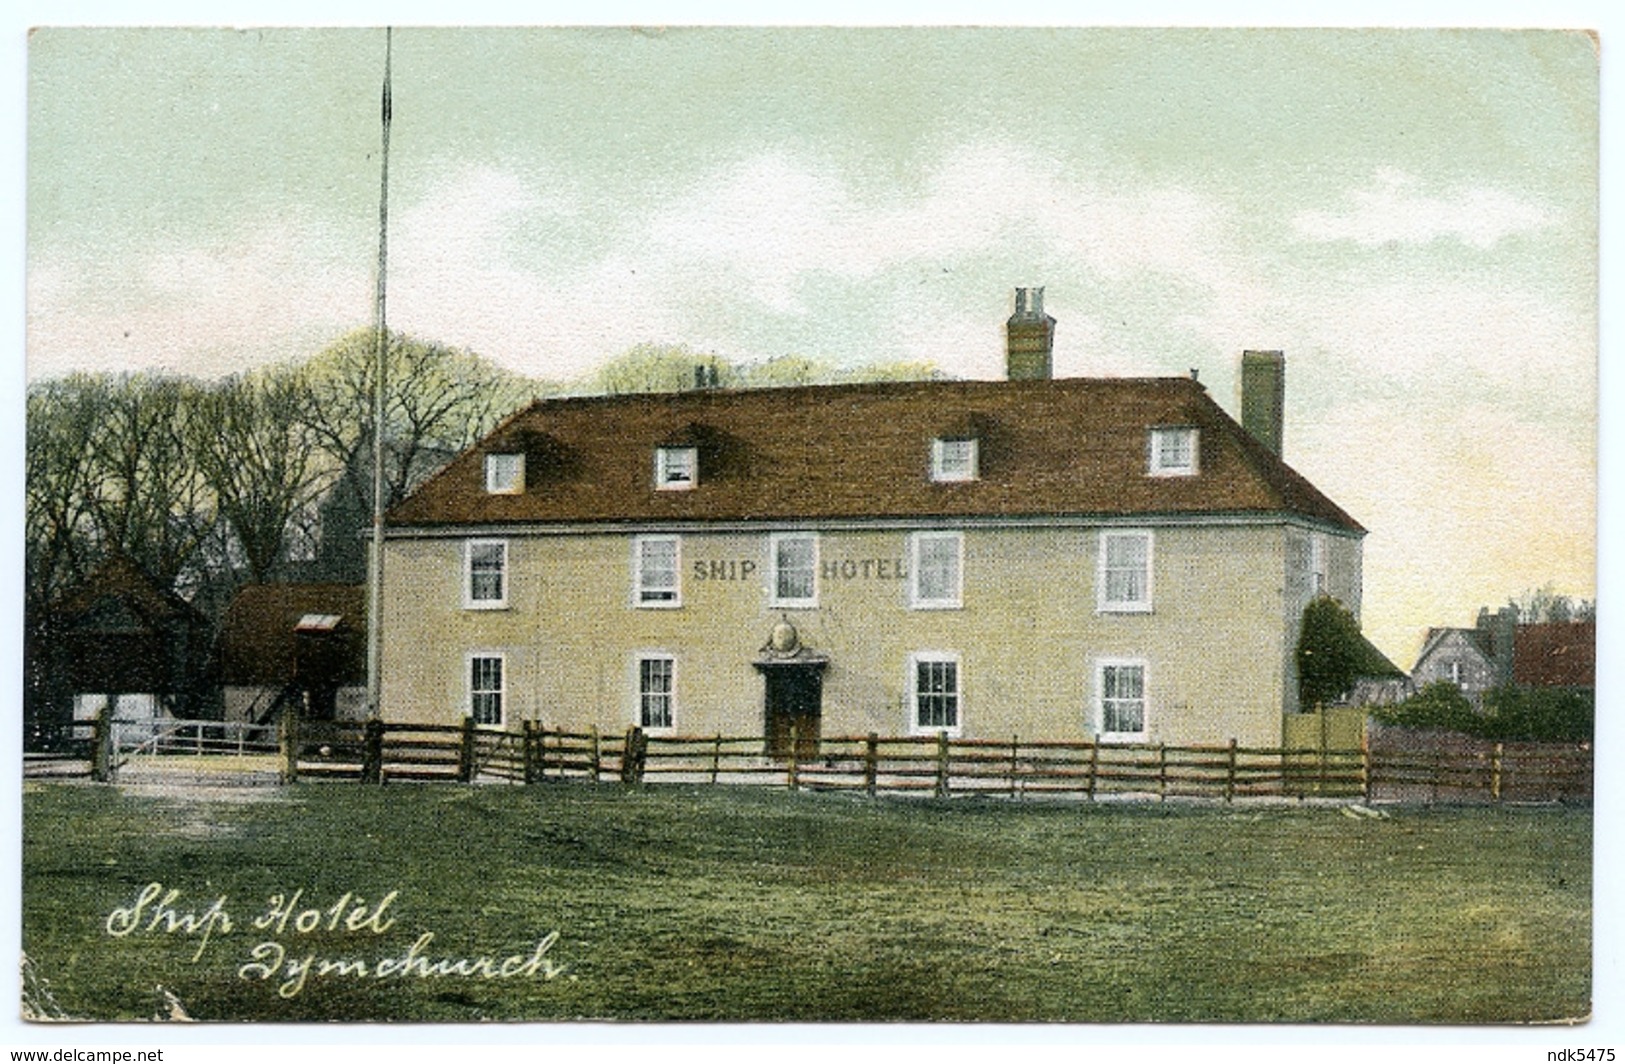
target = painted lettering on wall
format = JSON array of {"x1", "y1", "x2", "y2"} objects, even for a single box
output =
[{"x1": 691, "y1": 558, "x2": 908, "y2": 581}]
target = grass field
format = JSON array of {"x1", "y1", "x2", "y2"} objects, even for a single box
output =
[{"x1": 21, "y1": 781, "x2": 1591, "y2": 1023}]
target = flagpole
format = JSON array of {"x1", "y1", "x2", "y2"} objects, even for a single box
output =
[{"x1": 366, "y1": 27, "x2": 392, "y2": 721}]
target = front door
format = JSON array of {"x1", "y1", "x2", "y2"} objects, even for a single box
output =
[{"x1": 764, "y1": 666, "x2": 822, "y2": 762}]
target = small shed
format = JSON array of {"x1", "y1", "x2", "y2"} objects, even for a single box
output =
[
  {"x1": 28, "y1": 554, "x2": 211, "y2": 746},
  {"x1": 216, "y1": 583, "x2": 366, "y2": 723}
]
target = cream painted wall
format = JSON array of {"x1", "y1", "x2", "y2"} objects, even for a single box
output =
[{"x1": 380, "y1": 522, "x2": 1362, "y2": 748}]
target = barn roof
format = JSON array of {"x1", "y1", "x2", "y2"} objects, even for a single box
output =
[
  {"x1": 217, "y1": 583, "x2": 365, "y2": 687},
  {"x1": 387, "y1": 376, "x2": 1362, "y2": 532},
  {"x1": 1513, "y1": 621, "x2": 1596, "y2": 688}
]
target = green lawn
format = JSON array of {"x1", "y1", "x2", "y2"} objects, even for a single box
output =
[{"x1": 21, "y1": 781, "x2": 1591, "y2": 1023}]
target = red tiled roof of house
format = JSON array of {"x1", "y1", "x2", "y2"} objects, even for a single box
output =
[
  {"x1": 387, "y1": 376, "x2": 1363, "y2": 532},
  {"x1": 1513, "y1": 621, "x2": 1596, "y2": 688}
]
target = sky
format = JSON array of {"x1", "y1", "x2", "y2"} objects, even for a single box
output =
[{"x1": 23, "y1": 24, "x2": 1599, "y2": 667}]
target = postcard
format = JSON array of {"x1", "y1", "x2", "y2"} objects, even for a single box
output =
[{"x1": 16, "y1": 23, "x2": 1602, "y2": 1039}]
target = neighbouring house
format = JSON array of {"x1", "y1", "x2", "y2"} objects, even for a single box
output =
[
  {"x1": 1410, "y1": 607, "x2": 1517, "y2": 707},
  {"x1": 376, "y1": 289, "x2": 1367, "y2": 751},
  {"x1": 26, "y1": 553, "x2": 212, "y2": 748},
  {"x1": 1342, "y1": 635, "x2": 1412, "y2": 707},
  {"x1": 1512, "y1": 620, "x2": 1595, "y2": 690},
  {"x1": 216, "y1": 583, "x2": 367, "y2": 723}
]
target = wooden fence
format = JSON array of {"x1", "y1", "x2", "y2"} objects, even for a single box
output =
[{"x1": 27, "y1": 711, "x2": 1591, "y2": 804}]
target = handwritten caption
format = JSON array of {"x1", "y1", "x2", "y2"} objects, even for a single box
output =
[{"x1": 105, "y1": 882, "x2": 567, "y2": 999}]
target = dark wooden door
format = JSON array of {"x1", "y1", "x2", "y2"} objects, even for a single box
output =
[{"x1": 764, "y1": 667, "x2": 822, "y2": 762}]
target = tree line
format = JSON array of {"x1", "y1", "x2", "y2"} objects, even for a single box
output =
[{"x1": 26, "y1": 330, "x2": 942, "y2": 620}]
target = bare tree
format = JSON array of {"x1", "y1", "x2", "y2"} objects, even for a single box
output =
[
  {"x1": 25, "y1": 376, "x2": 105, "y2": 616},
  {"x1": 299, "y1": 329, "x2": 536, "y2": 521},
  {"x1": 192, "y1": 365, "x2": 331, "y2": 584},
  {"x1": 77, "y1": 373, "x2": 217, "y2": 592}
]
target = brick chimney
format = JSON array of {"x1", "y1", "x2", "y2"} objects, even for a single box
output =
[
  {"x1": 1238, "y1": 349, "x2": 1285, "y2": 456},
  {"x1": 1006, "y1": 287, "x2": 1055, "y2": 381}
]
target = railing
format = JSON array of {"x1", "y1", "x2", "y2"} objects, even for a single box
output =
[{"x1": 113, "y1": 718, "x2": 280, "y2": 761}]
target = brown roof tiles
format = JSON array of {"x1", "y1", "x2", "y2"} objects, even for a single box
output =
[{"x1": 387, "y1": 376, "x2": 1362, "y2": 532}]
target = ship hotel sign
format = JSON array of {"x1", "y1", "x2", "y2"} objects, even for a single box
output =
[{"x1": 691, "y1": 556, "x2": 908, "y2": 583}]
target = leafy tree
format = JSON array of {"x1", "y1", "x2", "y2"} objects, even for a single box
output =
[
  {"x1": 591, "y1": 343, "x2": 733, "y2": 395},
  {"x1": 1295, "y1": 595, "x2": 1368, "y2": 708},
  {"x1": 1371, "y1": 682, "x2": 1479, "y2": 734}
]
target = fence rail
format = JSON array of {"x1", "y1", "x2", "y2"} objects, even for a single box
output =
[{"x1": 28, "y1": 710, "x2": 1592, "y2": 804}]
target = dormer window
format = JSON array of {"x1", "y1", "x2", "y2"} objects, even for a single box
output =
[
  {"x1": 656, "y1": 447, "x2": 697, "y2": 490},
  {"x1": 1148, "y1": 427, "x2": 1198, "y2": 477},
  {"x1": 485, "y1": 453, "x2": 524, "y2": 494},
  {"x1": 931, "y1": 437, "x2": 979, "y2": 482}
]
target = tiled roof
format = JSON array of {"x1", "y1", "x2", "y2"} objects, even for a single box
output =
[
  {"x1": 387, "y1": 376, "x2": 1362, "y2": 532},
  {"x1": 1513, "y1": 622, "x2": 1596, "y2": 688},
  {"x1": 217, "y1": 583, "x2": 365, "y2": 686}
]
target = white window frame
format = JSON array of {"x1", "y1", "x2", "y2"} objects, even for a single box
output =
[
  {"x1": 463, "y1": 538, "x2": 509, "y2": 610},
  {"x1": 907, "y1": 651, "x2": 963, "y2": 737},
  {"x1": 484, "y1": 452, "x2": 525, "y2": 494},
  {"x1": 1095, "y1": 658, "x2": 1149, "y2": 742},
  {"x1": 1148, "y1": 427, "x2": 1199, "y2": 477},
  {"x1": 655, "y1": 447, "x2": 698, "y2": 491},
  {"x1": 930, "y1": 437, "x2": 979, "y2": 482},
  {"x1": 635, "y1": 652, "x2": 677, "y2": 733},
  {"x1": 1097, "y1": 530, "x2": 1153, "y2": 613},
  {"x1": 769, "y1": 532, "x2": 819, "y2": 608},
  {"x1": 909, "y1": 531, "x2": 963, "y2": 610},
  {"x1": 1448, "y1": 661, "x2": 1464, "y2": 687},
  {"x1": 467, "y1": 651, "x2": 506, "y2": 727},
  {"x1": 633, "y1": 534, "x2": 682, "y2": 608}
]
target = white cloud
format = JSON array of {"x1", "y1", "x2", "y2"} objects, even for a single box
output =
[
  {"x1": 27, "y1": 222, "x2": 367, "y2": 379},
  {"x1": 1292, "y1": 168, "x2": 1556, "y2": 249}
]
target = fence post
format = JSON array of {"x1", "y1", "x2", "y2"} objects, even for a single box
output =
[
  {"x1": 360, "y1": 718, "x2": 384, "y2": 784},
  {"x1": 90, "y1": 704, "x2": 114, "y2": 783},
  {"x1": 1361, "y1": 728, "x2": 1372, "y2": 803},
  {"x1": 1225, "y1": 738, "x2": 1237, "y2": 804},
  {"x1": 864, "y1": 732, "x2": 878, "y2": 797},
  {"x1": 1318, "y1": 706, "x2": 1329, "y2": 795},
  {"x1": 935, "y1": 732, "x2": 950, "y2": 798},
  {"x1": 1087, "y1": 741, "x2": 1099, "y2": 801},
  {"x1": 1009, "y1": 734, "x2": 1020, "y2": 800},
  {"x1": 1491, "y1": 741, "x2": 1504, "y2": 802},
  {"x1": 620, "y1": 726, "x2": 645, "y2": 785},
  {"x1": 522, "y1": 720, "x2": 538, "y2": 784},
  {"x1": 279, "y1": 711, "x2": 299, "y2": 784},
  {"x1": 711, "y1": 734, "x2": 721, "y2": 785},
  {"x1": 787, "y1": 723, "x2": 800, "y2": 791},
  {"x1": 590, "y1": 726, "x2": 602, "y2": 783},
  {"x1": 1157, "y1": 743, "x2": 1167, "y2": 801},
  {"x1": 457, "y1": 715, "x2": 477, "y2": 783}
]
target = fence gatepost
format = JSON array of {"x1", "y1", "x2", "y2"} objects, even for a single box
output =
[
  {"x1": 620, "y1": 726, "x2": 645, "y2": 785},
  {"x1": 935, "y1": 732, "x2": 950, "y2": 798},
  {"x1": 90, "y1": 704, "x2": 114, "y2": 783},
  {"x1": 457, "y1": 715, "x2": 477, "y2": 783},
  {"x1": 279, "y1": 711, "x2": 299, "y2": 784},
  {"x1": 864, "y1": 732, "x2": 879, "y2": 797},
  {"x1": 1225, "y1": 738, "x2": 1237, "y2": 804},
  {"x1": 1491, "y1": 741, "x2": 1504, "y2": 802},
  {"x1": 787, "y1": 723, "x2": 800, "y2": 791},
  {"x1": 361, "y1": 718, "x2": 385, "y2": 784}
]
